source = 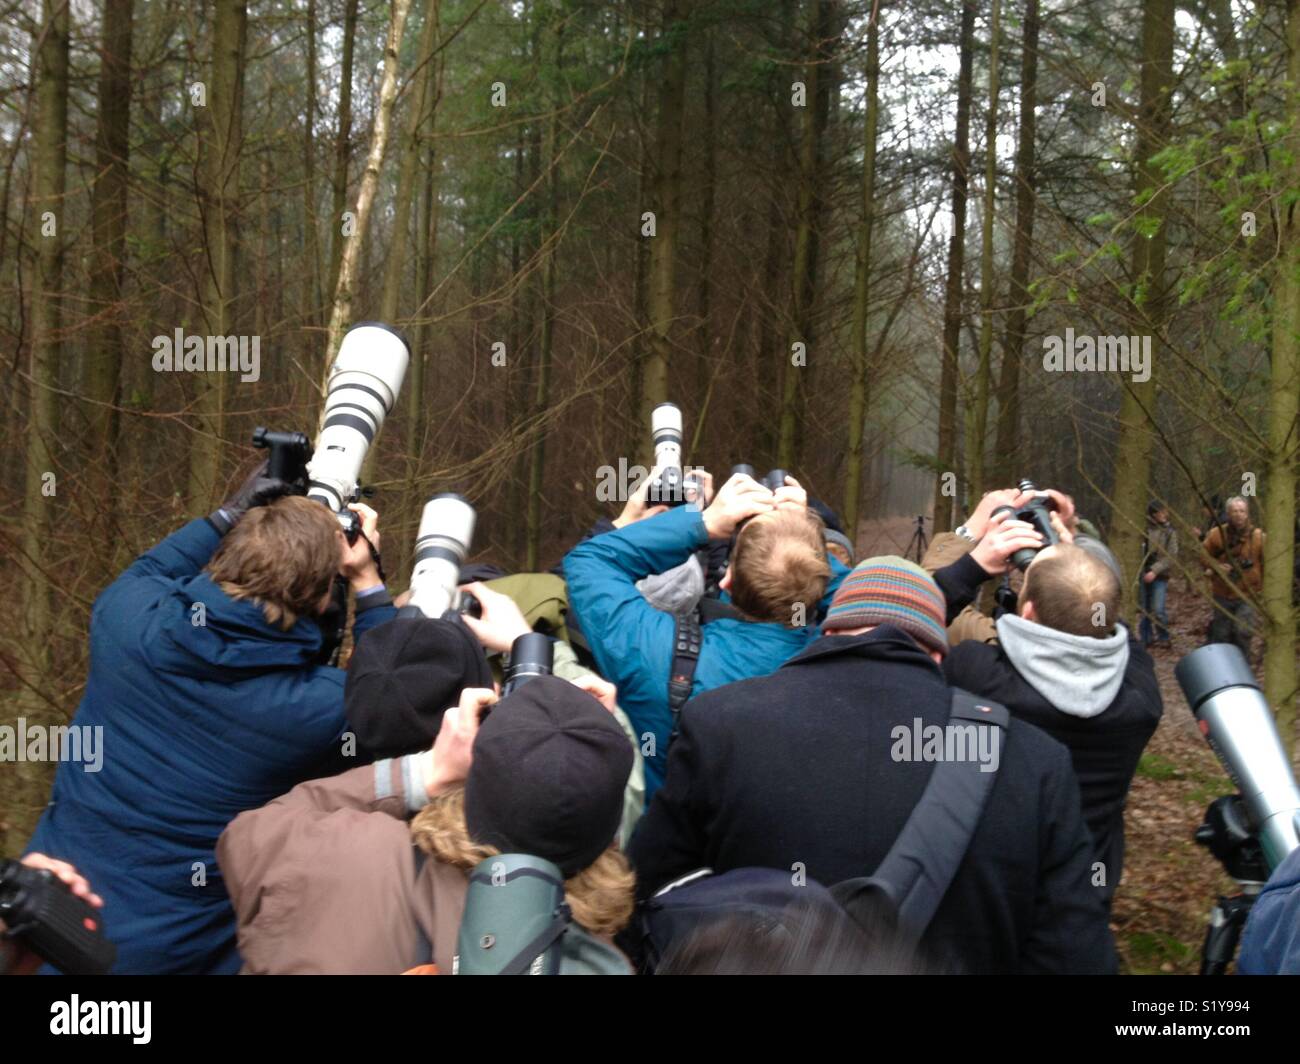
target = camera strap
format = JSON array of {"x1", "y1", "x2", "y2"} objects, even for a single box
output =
[{"x1": 667, "y1": 613, "x2": 703, "y2": 745}]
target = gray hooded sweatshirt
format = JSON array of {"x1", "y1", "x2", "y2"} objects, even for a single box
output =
[{"x1": 994, "y1": 613, "x2": 1131, "y2": 719}]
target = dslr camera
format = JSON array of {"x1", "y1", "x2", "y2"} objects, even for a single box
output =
[
  {"x1": 990, "y1": 478, "x2": 1060, "y2": 570},
  {"x1": 645, "y1": 403, "x2": 704, "y2": 508}
]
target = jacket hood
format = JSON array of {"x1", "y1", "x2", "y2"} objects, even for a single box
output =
[
  {"x1": 151, "y1": 572, "x2": 326, "y2": 675},
  {"x1": 995, "y1": 613, "x2": 1130, "y2": 718}
]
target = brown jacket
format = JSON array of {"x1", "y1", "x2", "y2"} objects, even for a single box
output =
[
  {"x1": 217, "y1": 757, "x2": 467, "y2": 974},
  {"x1": 921, "y1": 532, "x2": 998, "y2": 645},
  {"x1": 1203, "y1": 523, "x2": 1265, "y2": 600}
]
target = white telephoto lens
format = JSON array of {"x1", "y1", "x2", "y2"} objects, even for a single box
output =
[
  {"x1": 408, "y1": 494, "x2": 476, "y2": 618},
  {"x1": 651, "y1": 402, "x2": 683, "y2": 474},
  {"x1": 307, "y1": 323, "x2": 410, "y2": 510}
]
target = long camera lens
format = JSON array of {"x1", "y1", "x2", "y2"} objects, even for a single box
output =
[
  {"x1": 407, "y1": 493, "x2": 476, "y2": 619},
  {"x1": 648, "y1": 402, "x2": 684, "y2": 504},
  {"x1": 503, "y1": 633, "x2": 553, "y2": 696},
  {"x1": 307, "y1": 322, "x2": 410, "y2": 517},
  {"x1": 1177, "y1": 643, "x2": 1300, "y2": 871}
]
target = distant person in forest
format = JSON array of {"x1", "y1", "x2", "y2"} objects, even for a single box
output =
[
  {"x1": 1201, "y1": 495, "x2": 1265, "y2": 660},
  {"x1": 1138, "y1": 500, "x2": 1177, "y2": 650},
  {"x1": 24, "y1": 463, "x2": 397, "y2": 974}
]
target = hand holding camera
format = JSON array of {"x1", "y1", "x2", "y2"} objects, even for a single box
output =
[
  {"x1": 614, "y1": 467, "x2": 672, "y2": 529},
  {"x1": 459, "y1": 581, "x2": 533, "y2": 654},
  {"x1": 338, "y1": 502, "x2": 382, "y2": 589},
  {"x1": 420, "y1": 687, "x2": 498, "y2": 799},
  {"x1": 970, "y1": 508, "x2": 1045, "y2": 576},
  {"x1": 702, "y1": 472, "x2": 775, "y2": 540}
]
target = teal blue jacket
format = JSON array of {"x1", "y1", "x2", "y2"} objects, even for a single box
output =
[{"x1": 563, "y1": 507, "x2": 848, "y2": 796}]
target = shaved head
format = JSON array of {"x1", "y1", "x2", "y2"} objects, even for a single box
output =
[{"x1": 1021, "y1": 542, "x2": 1120, "y2": 638}]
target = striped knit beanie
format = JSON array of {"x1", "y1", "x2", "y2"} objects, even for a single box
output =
[{"x1": 822, "y1": 555, "x2": 948, "y2": 655}]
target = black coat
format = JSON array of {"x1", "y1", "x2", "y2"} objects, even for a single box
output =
[
  {"x1": 943, "y1": 635, "x2": 1162, "y2": 910},
  {"x1": 628, "y1": 625, "x2": 1117, "y2": 975}
]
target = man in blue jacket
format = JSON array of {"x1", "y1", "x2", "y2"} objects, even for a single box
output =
[
  {"x1": 25, "y1": 471, "x2": 397, "y2": 973},
  {"x1": 1238, "y1": 845, "x2": 1300, "y2": 974},
  {"x1": 564, "y1": 471, "x2": 849, "y2": 795}
]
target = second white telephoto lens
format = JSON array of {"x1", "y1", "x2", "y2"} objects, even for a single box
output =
[{"x1": 407, "y1": 493, "x2": 476, "y2": 618}]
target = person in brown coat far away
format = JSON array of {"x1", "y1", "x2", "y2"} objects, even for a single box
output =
[{"x1": 217, "y1": 674, "x2": 635, "y2": 974}]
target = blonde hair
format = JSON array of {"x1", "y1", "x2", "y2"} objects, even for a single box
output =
[
  {"x1": 730, "y1": 508, "x2": 832, "y2": 625},
  {"x1": 206, "y1": 495, "x2": 340, "y2": 629},
  {"x1": 410, "y1": 786, "x2": 635, "y2": 937}
]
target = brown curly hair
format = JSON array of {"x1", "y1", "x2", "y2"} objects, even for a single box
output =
[{"x1": 410, "y1": 786, "x2": 635, "y2": 937}]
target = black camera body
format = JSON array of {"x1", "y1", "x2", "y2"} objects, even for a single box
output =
[
  {"x1": 991, "y1": 478, "x2": 1060, "y2": 570},
  {"x1": 253, "y1": 426, "x2": 363, "y2": 544},
  {"x1": 0, "y1": 859, "x2": 117, "y2": 975}
]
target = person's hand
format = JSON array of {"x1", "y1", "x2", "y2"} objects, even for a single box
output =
[
  {"x1": 771, "y1": 475, "x2": 808, "y2": 513},
  {"x1": 683, "y1": 469, "x2": 715, "y2": 510},
  {"x1": 212, "y1": 459, "x2": 294, "y2": 533},
  {"x1": 969, "y1": 509, "x2": 1045, "y2": 575},
  {"x1": 568, "y1": 673, "x2": 618, "y2": 714},
  {"x1": 962, "y1": 489, "x2": 1022, "y2": 540},
  {"x1": 458, "y1": 581, "x2": 532, "y2": 653},
  {"x1": 338, "y1": 503, "x2": 382, "y2": 588},
  {"x1": 613, "y1": 466, "x2": 671, "y2": 529},
  {"x1": 420, "y1": 687, "x2": 497, "y2": 799},
  {"x1": 3, "y1": 854, "x2": 104, "y2": 976},
  {"x1": 1048, "y1": 510, "x2": 1074, "y2": 545},
  {"x1": 702, "y1": 473, "x2": 775, "y2": 539},
  {"x1": 1143, "y1": 570, "x2": 1156, "y2": 584},
  {"x1": 1013, "y1": 487, "x2": 1076, "y2": 529}
]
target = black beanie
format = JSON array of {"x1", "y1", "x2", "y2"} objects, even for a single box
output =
[
  {"x1": 344, "y1": 615, "x2": 493, "y2": 758},
  {"x1": 464, "y1": 674, "x2": 632, "y2": 877}
]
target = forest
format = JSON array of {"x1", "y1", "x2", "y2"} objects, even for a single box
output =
[{"x1": 1, "y1": 0, "x2": 1299, "y2": 972}]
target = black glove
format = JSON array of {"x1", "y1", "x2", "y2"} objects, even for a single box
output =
[{"x1": 208, "y1": 460, "x2": 293, "y2": 535}]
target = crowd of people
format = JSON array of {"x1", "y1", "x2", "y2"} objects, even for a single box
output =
[{"x1": 3, "y1": 462, "x2": 1296, "y2": 975}]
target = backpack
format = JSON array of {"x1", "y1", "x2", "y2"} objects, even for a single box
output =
[
  {"x1": 632, "y1": 688, "x2": 1010, "y2": 973},
  {"x1": 447, "y1": 854, "x2": 629, "y2": 975}
]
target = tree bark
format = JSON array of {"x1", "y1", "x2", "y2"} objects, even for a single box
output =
[
  {"x1": 844, "y1": 0, "x2": 881, "y2": 537},
  {"x1": 1263, "y1": 0, "x2": 1300, "y2": 758},
  {"x1": 328, "y1": 0, "x2": 360, "y2": 323},
  {"x1": 932, "y1": 0, "x2": 976, "y2": 531},
  {"x1": 302, "y1": 0, "x2": 321, "y2": 327},
  {"x1": 85, "y1": 0, "x2": 133, "y2": 493},
  {"x1": 320, "y1": 0, "x2": 415, "y2": 400},
  {"x1": 1108, "y1": 0, "x2": 1174, "y2": 619},
  {"x1": 639, "y1": 0, "x2": 687, "y2": 451},
  {"x1": 969, "y1": 0, "x2": 1000, "y2": 501},
  {"x1": 992, "y1": 0, "x2": 1038, "y2": 485},
  {"x1": 187, "y1": 0, "x2": 247, "y2": 514},
  {"x1": 380, "y1": 0, "x2": 441, "y2": 324}
]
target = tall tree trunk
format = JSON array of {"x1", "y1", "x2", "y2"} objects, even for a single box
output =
[
  {"x1": 992, "y1": 0, "x2": 1038, "y2": 484},
  {"x1": 932, "y1": 0, "x2": 976, "y2": 531},
  {"x1": 1263, "y1": 0, "x2": 1300, "y2": 758},
  {"x1": 639, "y1": 0, "x2": 687, "y2": 454},
  {"x1": 844, "y1": 0, "x2": 881, "y2": 537},
  {"x1": 320, "y1": 0, "x2": 415, "y2": 399},
  {"x1": 1108, "y1": 0, "x2": 1174, "y2": 618},
  {"x1": 380, "y1": 0, "x2": 441, "y2": 324},
  {"x1": 695, "y1": 28, "x2": 716, "y2": 407},
  {"x1": 969, "y1": 0, "x2": 1000, "y2": 501},
  {"x1": 777, "y1": 0, "x2": 833, "y2": 470},
  {"x1": 328, "y1": 0, "x2": 360, "y2": 325},
  {"x1": 302, "y1": 0, "x2": 321, "y2": 327},
  {"x1": 187, "y1": 0, "x2": 247, "y2": 514},
  {"x1": 17, "y1": 0, "x2": 71, "y2": 852},
  {"x1": 526, "y1": 19, "x2": 562, "y2": 570},
  {"x1": 85, "y1": 0, "x2": 133, "y2": 502}
]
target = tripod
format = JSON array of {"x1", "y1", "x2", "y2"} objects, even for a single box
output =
[{"x1": 906, "y1": 515, "x2": 928, "y2": 563}]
